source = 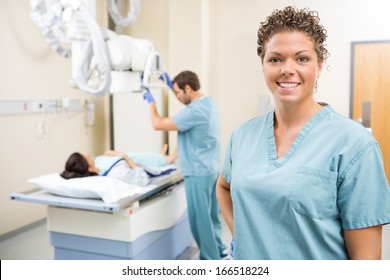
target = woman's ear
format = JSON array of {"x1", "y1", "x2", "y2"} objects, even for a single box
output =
[
  {"x1": 317, "y1": 61, "x2": 324, "y2": 77},
  {"x1": 88, "y1": 164, "x2": 98, "y2": 173}
]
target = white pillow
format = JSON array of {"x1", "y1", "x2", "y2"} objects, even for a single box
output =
[{"x1": 28, "y1": 173, "x2": 152, "y2": 204}]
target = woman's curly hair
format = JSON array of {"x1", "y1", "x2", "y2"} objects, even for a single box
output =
[{"x1": 257, "y1": 6, "x2": 329, "y2": 63}]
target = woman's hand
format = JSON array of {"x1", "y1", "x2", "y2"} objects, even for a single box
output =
[
  {"x1": 104, "y1": 150, "x2": 138, "y2": 169},
  {"x1": 104, "y1": 150, "x2": 125, "y2": 157}
]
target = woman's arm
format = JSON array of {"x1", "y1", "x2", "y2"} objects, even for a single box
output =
[
  {"x1": 104, "y1": 150, "x2": 138, "y2": 169},
  {"x1": 216, "y1": 174, "x2": 234, "y2": 235},
  {"x1": 344, "y1": 225, "x2": 383, "y2": 259}
]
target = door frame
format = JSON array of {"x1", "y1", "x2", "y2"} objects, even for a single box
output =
[{"x1": 350, "y1": 40, "x2": 390, "y2": 118}]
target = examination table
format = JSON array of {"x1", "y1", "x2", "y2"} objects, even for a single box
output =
[{"x1": 11, "y1": 171, "x2": 194, "y2": 260}]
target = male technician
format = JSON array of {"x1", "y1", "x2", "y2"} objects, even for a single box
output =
[{"x1": 143, "y1": 70, "x2": 227, "y2": 260}]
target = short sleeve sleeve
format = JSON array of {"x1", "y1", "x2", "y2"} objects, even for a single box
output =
[
  {"x1": 338, "y1": 142, "x2": 390, "y2": 229},
  {"x1": 173, "y1": 106, "x2": 195, "y2": 132}
]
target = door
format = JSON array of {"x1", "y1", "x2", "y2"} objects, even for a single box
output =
[{"x1": 351, "y1": 41, "x2": 390, "y2": 182}]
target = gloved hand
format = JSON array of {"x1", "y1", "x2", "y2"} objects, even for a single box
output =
[
  {"x1": 230, "y1": 238, "x2": 234, "y2": 258},
  {"x1": 159, "y1": 72, "x2": 174, "y2": 90},
  {"x1": 143, "y1": 87, "x2": 155, "y2": 104}
]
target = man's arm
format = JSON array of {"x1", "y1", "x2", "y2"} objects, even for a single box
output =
[
  {"x1": 143, "y1": 89, "x2": 178, "y2": 131},
  {"x1": 344, "y1": 225, "x2": 382, "y2": 259},
  {"x1": 149, "y1": 102, "x2": 178, "y2": 131}
]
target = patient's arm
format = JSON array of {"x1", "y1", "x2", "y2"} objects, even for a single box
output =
[
  {"x1": 165, "y1": 149, "x2": 177, "y2": 164},
  {"x1": 160, "y1": 144, "x2": 177, "y2": 164},
  {"x1": 104, "y1": 150, "x2": 138, "y2": 169}
]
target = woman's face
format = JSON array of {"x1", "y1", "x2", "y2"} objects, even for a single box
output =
[
  {"x1": 262, "y1": 31, "x2": 323, "y2": 106},
  {"x1": 81, "y1": 153, "x2": 99, "y2": 173}
]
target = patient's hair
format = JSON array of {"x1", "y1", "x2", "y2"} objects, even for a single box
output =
[
  {"x1": 61, "y1": 152, "x2": 98, "y2": 179},
  {"x1": 257, "y1": 6, "x2": 329, "y2": 63},
  {"x1": 172, "y1": 71, "x2": 200, "y2": 91}
]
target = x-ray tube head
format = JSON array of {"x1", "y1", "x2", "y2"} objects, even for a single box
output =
[{"x1": 106, "y1": 35, "x2": 154, "y2": 72}]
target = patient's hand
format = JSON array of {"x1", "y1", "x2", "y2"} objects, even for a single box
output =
[
  {"x1": 104, "y1": 150, "x2": 125, "y2": 157},
  {"x1": 104, "y1": 150, "x2": 138, "y2": 169}
]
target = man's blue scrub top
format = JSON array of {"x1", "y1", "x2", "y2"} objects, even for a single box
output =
[{"x1": 173, "y1": 96, "x2": 220, "y2": 176}]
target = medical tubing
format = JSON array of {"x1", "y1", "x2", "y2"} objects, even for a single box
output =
[
  {"x1": 30, "y1": 0, "x2": 71, "y2": 58},
  {"x1": 73, "y1": 8, "x2": 112, "y2": 96},
  {"x1": 108, "y1": 0, "x2": 140, "y2": 28}
]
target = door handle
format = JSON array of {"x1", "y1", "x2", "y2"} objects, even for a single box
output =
[{"x1": 361, "y1": 101, "x2": 371, "y2": 128}]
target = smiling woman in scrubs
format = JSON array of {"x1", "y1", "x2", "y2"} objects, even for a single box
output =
[{"x1": 216, "y1": 6, "x2": 390, "y2": 259}]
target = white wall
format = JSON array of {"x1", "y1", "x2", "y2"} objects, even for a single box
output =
[
  {"x1": 126, "y1": 2, "x2": 390, "y2": 259},
  {"x1": 0, "y1": 1, "x2": 107, "y2": 235},
  {"x1": 209, "y1": 0, "x2": 390, "y2": 157},
  {"x1": 2, "y1": 0, "x2": 390, "y2": 258},
  {"x1": 123, "y1": 0, "x2": 210, "y2": 153},
  {"x1": 208, "y1": 0, "x2": 390, "y2": 259}
]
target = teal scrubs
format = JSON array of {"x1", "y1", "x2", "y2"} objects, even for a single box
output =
[
  {"x1": 222, "y1": 105, "x2": 390, "y2": 259},
  {"x1": 173, "y1": 96, "x2": 225, "y2": 259}
]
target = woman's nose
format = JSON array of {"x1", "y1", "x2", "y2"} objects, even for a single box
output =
[{"x1": 281, "y1": 60, "x2": 295, "y2": 75}]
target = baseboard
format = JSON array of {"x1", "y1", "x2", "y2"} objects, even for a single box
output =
[{"x1": 0, "y1": 219, "x2": 46, "y2": 242}]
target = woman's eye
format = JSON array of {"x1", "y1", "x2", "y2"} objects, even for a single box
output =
[
  {"x1": 268, "y1": 58, "x2": 280, "y2": 63},
  {"x1": 298, "y1": 56, "x2": 309, "y2": 62}
]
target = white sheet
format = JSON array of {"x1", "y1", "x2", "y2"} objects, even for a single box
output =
[{"x1": 28, "y1": 173, "x2": 157, "y2": 204}]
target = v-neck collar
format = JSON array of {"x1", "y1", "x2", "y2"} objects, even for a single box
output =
[{"x1": 267, "y1": 105, "x2": 331, "y2": 168}]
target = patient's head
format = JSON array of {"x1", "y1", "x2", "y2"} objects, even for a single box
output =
[{"x1": 61, "y1": 152, "x2": 99, "y2": 179}]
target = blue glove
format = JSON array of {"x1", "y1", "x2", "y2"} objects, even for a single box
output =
[
  {"x1": 159, "y1": 72, "x2": 174, "y2": 90},
  {"x1": 230, "y1": 238, "x2": 234, "y2": 258},
  {"x1": 143, "y1": 87, "x2": 155, "y2": 104}
]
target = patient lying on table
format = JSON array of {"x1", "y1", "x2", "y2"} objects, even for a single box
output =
[{"x1": 60, "y1": 145, "x2": 177, "y2": 186}]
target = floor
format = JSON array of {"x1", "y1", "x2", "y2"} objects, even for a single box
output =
[
  {"x1": 0, "y1": 220, "x2": 54, "y2": 260},
  {"x1": 0, "y1": 216, "x2": 232, "y2": 260},
  {"x1": 1, "y1": 216, "x2": 389, "y2": 260}
]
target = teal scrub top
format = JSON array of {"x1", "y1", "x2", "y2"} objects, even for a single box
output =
[
  {"x1": 222, "y1": 105, "x2": 390, "y2": 259},
  {"x1": 173, "y1": 96, "x2": 220, "y2": 176}
]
